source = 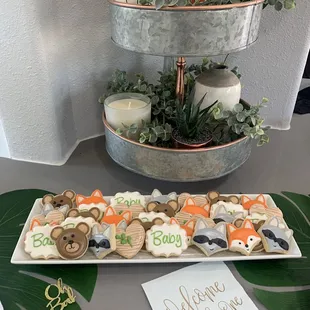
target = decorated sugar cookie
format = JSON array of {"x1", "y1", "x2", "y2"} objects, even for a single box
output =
[
  {"x1": 76, "y1": 189, "x2": 108, "y2": 214},
  {"x1": 241, "y1": 194, "x2": 268, "y2": 210},
  {"x1": 227, "y1": 219, "x2": 261, "y2": 256},
  {"x1": 101, "y1": 206, "x2": 132, "y2": 226},
  {"x1": 245, "y1": 205, "x2": 268, "y2": 223},
  {"x1": 258, "y1": 217, "x2": 293, "y2": 254},
  {"x1": 211, "y1": 205, "x2": 243, "y2": 224},
  {"x1": 25, "y1": 225, "x2": 60, "y2": 259},
  {"x1": 115, "y1": 223, "x2": 146, "y2": 259},
  {"x1": 30, "y1": 210, "x2": 65, "y2": 230},
  {"x1": 138, "y1": 211, "x2": 171, "y2": 223},
  {"x1": 192, "y1": 219, "x2": 228, "y2": 256},
  {"x1": 110, "y1": 191, "x2": 146, "y2": 208},
  {"x1": 178, "y1": 193, "x2": 208, "y2": 208},
  {"x1": 61, "y1": 216, "x2": 97, "y2": 229},
  {"x1": 180, "y1": 197, "x2": 210, "y2": 218},
  {"x1": 67, "y1": 207, "x2": 101, "y2": 221},
  {"x1": 88, "y1": 224, "x2": 116, "y2": 259},
  {"x1": 169, "y1": 218, "x2": 196, "y2": 239},
  {"x1": 210, "y1": 201, "x2": 248, "y2": 218},
  {"x1": 207, "y1": 191, "x2": 240, "y2": 206},
  {"x1": 130, "y1": 218, "x2": 165, "y2": 232},
  {"x1": 113, "y1": 203, "x2": 145, "y2": 218},
  {"x1": 50, "y1": 223, "x2": 90, "y2": 260},
  {"x1": 146, "y1": 223, "x2": 188, "y2": 257},
  {"x1": 41, "y1": 190, "x2": 76, "y2": 215},
  {"x1": 149, "y1": 189, "x2": 177, "y2": 204},
  {"x1": 233, "y1": 218, "x2": 265, "y2": 232},
  {"x1": 146, "y1": 200, "x2": 179, "y2": 217}
]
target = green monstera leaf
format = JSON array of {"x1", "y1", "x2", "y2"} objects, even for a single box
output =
[
  {"x1": 0, "y1": 189, "x2": 98, "y2": 309},
  {"x1": 234, "y1": 192, "x2": 310, "y2": 309}
]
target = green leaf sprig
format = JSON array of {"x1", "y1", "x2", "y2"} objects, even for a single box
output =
[{"x1": 116, "y1": 233, "x2": 133, "y2": 247}]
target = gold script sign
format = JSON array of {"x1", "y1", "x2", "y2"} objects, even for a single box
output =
[
  {"x1": 45, "y1": 278, "x2": 76, "y2": 310},
  {"x1": 163, "y1": 282, "x2": 243, "y2": 310}
]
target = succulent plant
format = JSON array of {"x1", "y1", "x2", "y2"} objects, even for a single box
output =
[{"x1": 174, "y1": 93, "x2": 216, "y2": 140}]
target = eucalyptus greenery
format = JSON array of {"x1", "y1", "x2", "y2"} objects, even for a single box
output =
[
  {"x1": 101, "y1": 58, "x2": 269, "y2": 148},
  {"x1": 116, "y1": 120, "x2": 173, "y2": 147},
  {"x1": 207, "y1": 98, "x2": 270, "y2": 146},
  {"x1": 151, "y1": 0, "x2": 296, "y2": 11}
]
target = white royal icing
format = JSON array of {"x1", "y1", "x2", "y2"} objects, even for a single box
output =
[
  {"x1": 138, "y1": 211, "x2": 171, "y2": 223},
  {"x1": 146, "y1": 223, "x2": 188, "y2": 257},
  {"x1": 110, "y1": 191, "x2": 146, "y2": 208},
  {"x1": 78, "y1": 202, "x2": 107, "y2": 213},
  {"x1": 210, "y1": 202, "x2": 248, "y2": 218},
  {"x1": 61, "y1": 216, "x2": 97, "y2": 229},
  {"x1": 24, "y1": 225, "x2": 60, "y2": 259}
]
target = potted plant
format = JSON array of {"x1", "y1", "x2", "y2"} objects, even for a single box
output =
[{"x1": 172, "y1": 95, "x2": 214, "y2": 148}]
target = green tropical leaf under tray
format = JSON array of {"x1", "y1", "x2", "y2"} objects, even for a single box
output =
[
  {"x1": 0, "y1": 189, "x2": 98, "y2": 310},
  {"x1": 254, "y1": 289, "x2": 310, "y2": 310},
  {"x1": 234, "y1": 192, "x2": 310, "y2": 287},
  {"x1": 234, "y1": 192, "x2": 310, "y2": 310}
]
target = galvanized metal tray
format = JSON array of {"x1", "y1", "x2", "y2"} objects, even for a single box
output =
[
  {"x1": 109, "y1": 0, "x2": 264, "y2": 56},
  {"x1": 103, "y1": 100, "x2": 252, "y2": 182}
]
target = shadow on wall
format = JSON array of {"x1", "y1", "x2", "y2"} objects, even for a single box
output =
[{"x1": 36, "y1": 0, "x2": 162, "y2": 150}]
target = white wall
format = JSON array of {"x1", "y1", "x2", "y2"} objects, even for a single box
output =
[
  {"x1": 0, "y1": 120, "x2": 10, "y2": 158},
  {"x1": 0, "y1": 1, "x2": 309, "y2": 164}
]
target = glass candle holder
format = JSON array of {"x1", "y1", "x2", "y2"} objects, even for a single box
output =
[{"x1": 104, "y1": 93, "x2": 151, "y2": 130}]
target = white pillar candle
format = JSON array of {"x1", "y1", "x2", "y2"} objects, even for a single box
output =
[{"x1": 104, "y1": 93, "x2": 151, "y2": 130}]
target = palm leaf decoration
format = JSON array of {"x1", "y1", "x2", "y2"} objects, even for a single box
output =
[{"x1": 0, "y1": 189, "x2": 98, "y2": 309}]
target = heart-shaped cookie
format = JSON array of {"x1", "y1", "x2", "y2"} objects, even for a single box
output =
[
  {"x1": 113, "y1": 203, "x2": 145, "y2": 218},
  {"x1": 115, "y1": 223, "x2": 145, "y2": 259}
]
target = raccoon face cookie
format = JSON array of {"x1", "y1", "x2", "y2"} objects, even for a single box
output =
[
  {"x1": 88, "y1": 224, "x2": 116, "y2": 259},
  {"x1": 50, "y1": 223, "x2": 90, "y2": 260},
  {"x1": 42, "y1": 190, "x2": 76, "y2": 214},
  {"x1": 258, "y1": 217, "x2": 293, "y2": 254},
  {"x1": 149, "y1": 189, "x2": 177, "y2": 204},
  {"x1": 192, "y1": 219, "x2": 228, "y2": 256}
]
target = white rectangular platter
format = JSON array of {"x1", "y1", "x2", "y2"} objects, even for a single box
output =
[{"x1": 11, "y1": 194, "x2": 302, "y2": 264}]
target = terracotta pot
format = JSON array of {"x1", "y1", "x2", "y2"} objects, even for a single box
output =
[{"x1": 171, "y1": 129, "x2": 212, "y2": 149}]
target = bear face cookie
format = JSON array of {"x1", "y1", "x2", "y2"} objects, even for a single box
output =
[
  {"x1": 42, "y1": 190, "x2": 76, "y2": 214},
  {"x1": 227, "y1": 219, "x2": 261, "y2": 256},
  {"x1": 50, "y1": 223, "x2": 90, "y2": 260},
  {"x1": 192, "y1": 219, "x2": 228, "y2": 256},
  {"x1": 258, "y1": 217, "x2": 293, "y2": 254},
  {"x1": 146, "y1": 223, "x2": 188, "y2": 257},
  {"x1": 130, "y1": 218, "x2": 165, "y2": 232},
  {"x1": 88, "y1": 224, "x2": 116, "y2": 259},
  {"x1": 67, "y1": 207, "x2": 101, "y2": 222},
  {"x1": 146, "y1": 200, "x2": 179, "y2": 218},
  {"x1": 207, "y1": 191, "x2": 240, "y2": 206}
]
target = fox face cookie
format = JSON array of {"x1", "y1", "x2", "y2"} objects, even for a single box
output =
[
  {"x1": 241, "y1": 194, "x2": 268, "y2": 210},
  {"x1": 207, "y1": 191, "x2": 240, "y2": 206},
  {"x1": 180, "y1": 197, "x2": 210, "y2": 218},
  {"x1": 227, "y1": 219, "x2": 261, "y2": 256},
  {"x1": 42, "y1": 190, "x2": 76, "y2": 214},
  {"x1": 258, "y1": 217, "x2": 293, "y2": 254},
  {"x1": 101, "y1": 207, "x2": 132, "y2": 226},
  {"x1": 192, "y1": 219, "x2": 228, "y2": 256},
  {"x1": 50, "y1": 223, "x2": 90, "y2": 260},
  {"x1": 76, "y1": 190, "x2": 108, "y2": 214},
  {"x1": 169, "y1": 218, "x2": 196, "y2": 238}
]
